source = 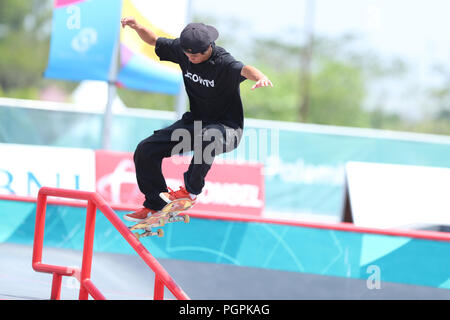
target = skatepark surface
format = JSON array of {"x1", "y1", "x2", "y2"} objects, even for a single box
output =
[{"x1": 2, "y1": 243, "x2": 450, "y2": 300}]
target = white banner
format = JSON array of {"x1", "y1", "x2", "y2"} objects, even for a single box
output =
[
  {"x1": 345, "y1": 161, "x2": 450, "y2": 229},
  {"x1": 0, "y1": 143, "x2": 95, "y2": 197}
]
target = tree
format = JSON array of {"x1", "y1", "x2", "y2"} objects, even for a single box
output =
[
  {"x1": 239, "y1": 35, "x2": 372, "y2": 126},
  {"x1": 308, "y1": 58, "x2": 370, "y2": 127},
  {"x1": 428, "y1": 65, "x2": 450, "y2": 118},
  {"x1": 241, "y1": 65, "x2": 301, "y2": 121},
  {"x1": 0, "y1": 0, "x2": 53, "y2": 96}
]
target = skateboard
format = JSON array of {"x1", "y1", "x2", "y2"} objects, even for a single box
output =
[{"x1": 128, "y1": 199, "x2": 194, "y2": 240}]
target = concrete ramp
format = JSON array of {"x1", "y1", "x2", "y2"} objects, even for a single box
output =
[{"x1": 2, "y1": 243, "x2": 450, "y2": 300}]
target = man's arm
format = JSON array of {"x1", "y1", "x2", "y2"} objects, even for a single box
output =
[
  {"x1": 121, "y1": 17, "x2": 158, "y2": 46},
  {"x1": 241, "y1": 65, "x2": 273, "y2": 90}
]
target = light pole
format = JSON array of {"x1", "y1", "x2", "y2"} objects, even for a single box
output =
[{"x1": 299, "y1": 0, "x2": 315, "y2": 122}]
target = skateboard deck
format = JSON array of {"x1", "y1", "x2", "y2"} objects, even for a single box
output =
[{"x1": 128, "y1": 199, "x2": 194, "y2": 240}]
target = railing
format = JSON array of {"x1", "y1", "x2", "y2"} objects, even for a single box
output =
[{"x1": 32, "y1": 187, "x2": 190, "y2": 300}]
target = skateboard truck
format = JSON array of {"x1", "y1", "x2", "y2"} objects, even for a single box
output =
[
  {"x1": 134, "y1": 228, "x2": 164, "y2": 240},
  {"x1": 131, "y1": 214, "x2": 190, "y2": 240},
  {"x1": 127, "y1": 199, "x2": 194, "y2": 240}
]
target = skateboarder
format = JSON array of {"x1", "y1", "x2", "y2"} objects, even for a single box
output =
[{"x1": 121, "y1": 17, "x2": 273, "y2": 222}]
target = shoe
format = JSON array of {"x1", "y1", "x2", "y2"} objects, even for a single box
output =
[
  {"x1": 159, "y1": 186, "x2": 197, "y2": 204},
  {"x1": 123, "y1": 207, "x2": 157, "y2": 222}
]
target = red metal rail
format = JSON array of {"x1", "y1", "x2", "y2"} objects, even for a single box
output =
[{"x1": 32, "y1": 187, "x2": 190, "y2": 300}]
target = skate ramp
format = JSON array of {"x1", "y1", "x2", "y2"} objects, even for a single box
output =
[
  {"x1": 2, "y1": 243, "x2": 450, "y2": 300},
  {"x1": 2, "y1": 195, "x2": 450, "y2": 299}
]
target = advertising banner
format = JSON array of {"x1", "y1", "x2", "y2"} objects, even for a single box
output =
[
  {"x1": 45, "y1": 0, "x2": 122, "y2": 81},
  {"x1": 1, "y1": 143, "x2": 264, "y2": 217},
  {"x1": 95, "y1": 150, "x2": 265, "y2": 216},
  {"x1": 0, "y1": 143, "x2": 96, "y2": 197},
  {"x1": 345, "y1": 161, "x2": 450, "y2": 229}
]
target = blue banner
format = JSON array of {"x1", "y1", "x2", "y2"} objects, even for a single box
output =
[{"x1": 44, "y1": 0, "x2": 122, "y2": 82}]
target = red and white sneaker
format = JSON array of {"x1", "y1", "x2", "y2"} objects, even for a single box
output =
[
  {"x1": 123, "y1": 207, "x2": 158, "y2": 222},
  {"x1": 159, "y1": 186, "x2": 197, "y2": 204}
]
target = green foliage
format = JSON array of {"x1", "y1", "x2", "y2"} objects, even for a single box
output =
[
  {"x1": 368, "y1": 108, "x2": 403, "y2": 129},
  {"x1": 240, "y1": 35, "x2": 372, "y2": 127},
  {"x1": 0, "y1": 34, "x2": 48, "y2": 91},
  {"x1": 117, "y1": 87, "x2": 176, "y2": 111},
  {"x1": 0, "y1": 0, "x2": 30, "y2": 29},
  {"x1": 427, "y1": 65, "x2": 450, "y2": 117},
  {"x1": 0, "y1": 0, "x2": 52, "y2": 94},
  {"x1": 308, "y1": 59, "x2": 370, "y2": 127},
  {"x1": 241, "y1": 66, "x2": 300, "y2": 122}
]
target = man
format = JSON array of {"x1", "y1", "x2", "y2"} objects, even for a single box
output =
[{"x1": 121, "y1": 17, "x2": 273, "y2": 222}]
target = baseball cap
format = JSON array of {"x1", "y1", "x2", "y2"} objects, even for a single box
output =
[{"x1": 180, "y1": 22, "x2": 219, "y2": 54}]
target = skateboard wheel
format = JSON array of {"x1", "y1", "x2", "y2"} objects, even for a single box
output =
[
  {"x1": 184, "y1": 215, "x2": 190, "y2": 223},
  {"x1": 159, "y1": 218, "x2": 165, "y2": 227},
  {"x1": 134, "y1": 232, "x2": 141, "y2": 240},
  {"x1": 157, "y1": 229, "x2": 164, "y2": 237}
]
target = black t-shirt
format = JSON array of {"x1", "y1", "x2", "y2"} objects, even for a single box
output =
[{"x1": 155, "y1": 37, "x2": 247, "y2": 129}]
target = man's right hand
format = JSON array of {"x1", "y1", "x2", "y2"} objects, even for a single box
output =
[
  {"x1": 120, "y1": 16, "x2": 158, "y2": 46},
  {"x1": 121, "y1": 16, "x2": 138, "y2": 29}
]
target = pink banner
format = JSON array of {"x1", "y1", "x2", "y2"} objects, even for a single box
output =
[
  {"x1": 95, "y1": 150, "x2": 265, "y2": 217},
  {"x1": 55, "y1": 0, "x2": 86, "y2": 8}
]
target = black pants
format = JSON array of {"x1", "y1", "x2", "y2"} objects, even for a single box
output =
[{"x1": 134, "y1": 118, "x2": 242, "y2": 211}]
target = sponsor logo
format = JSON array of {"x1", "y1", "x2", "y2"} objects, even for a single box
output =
[{"x1": 65, "y1": 5, "x2": 98, "y2": 53}]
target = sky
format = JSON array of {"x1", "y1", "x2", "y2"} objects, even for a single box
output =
[
  {"x1": 192, "y1": 0, "x2": 450, "y2": 66},
  {"x1": 192, "y1": 0, "x2": 450, "y2": 118}
]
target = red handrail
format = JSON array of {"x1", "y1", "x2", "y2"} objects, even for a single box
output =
[{"x1": 32, "y1": 187, "x2": 190, "y2": 300}]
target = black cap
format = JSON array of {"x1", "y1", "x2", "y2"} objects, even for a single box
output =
[{"x1": 180, "y1": 22, "x2": 219, "y2": 54}]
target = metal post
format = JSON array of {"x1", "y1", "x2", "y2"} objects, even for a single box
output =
[
  {"x1": 299, "y1": 0, "x2": 316, "y2": 122},
  {"x1": 101, "y1": 82, "x2": 116, "y2": 150},
  {"x1": 154, "y1": 276, "x2": 165, "y2": 300},
  {"x1": 175, "y1": 83, "x2": 187, "y2": 119},
  {"x1": 101, "y1": 29, "x2": 120, "y2": 150},
  {"x1": 174, "y1": 0, "x2": 193, "y2": 119},
  {"x1": 78, "y1": 200, "x2": 97, "y2": 300},
  {"x1": 51, "y1": 273, "x2": 63, "y2": 300},
  {"x1": 32, "y1": 193, "x2": 47, "y2": 267}
]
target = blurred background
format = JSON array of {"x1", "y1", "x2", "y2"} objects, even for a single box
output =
[
  {"x1": 2, "y1": 0, "x2": 450, "y2": 300},
  {"x1": 1, "y1": 0, "x2": 449, "y2": 134}
]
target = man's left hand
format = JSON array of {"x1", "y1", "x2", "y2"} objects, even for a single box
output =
[{"x1": 251, "y1": 76, "x2": 274, "y2": 90}]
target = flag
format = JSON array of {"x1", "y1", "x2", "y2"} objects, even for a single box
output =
[
  {"x1": 45, "y1": 0, "x2": 188, "y2": 95},
  {"x1": 45, "y1": 0, "x2": 122, "y2": 82},
  {"x1": 117, "y1": 0, "x2": 189, "y2": 94}
]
